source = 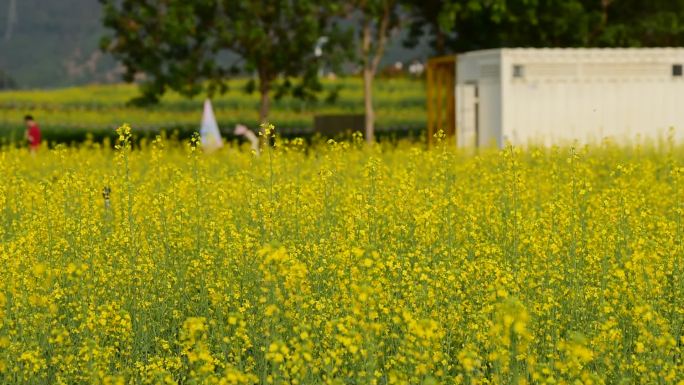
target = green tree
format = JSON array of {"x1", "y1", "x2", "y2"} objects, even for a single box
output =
[
  {"x1": 592, "y1": 0, "x2": 684, "y2": 46},
  {"x1": 403, "y1": 0, "x2": 503, "y2": 54},
  {"x1": 408, "y1": 0, "x2": 684, "y2": 53},
  {"x1": 100, "y1": 0, "x2": 352, "y2": 123}
]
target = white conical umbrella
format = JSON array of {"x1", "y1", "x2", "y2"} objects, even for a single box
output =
[{"x1": 200, "y1": 99, "x2": 223, "y2": 151}]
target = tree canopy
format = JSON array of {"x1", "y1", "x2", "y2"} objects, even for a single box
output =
[
  {"x1": 405, "y1": 0, "x2": 684, "y2": 54},
  {"x1": 101, "y1": 0, "x2": 352, "y2": 121}
]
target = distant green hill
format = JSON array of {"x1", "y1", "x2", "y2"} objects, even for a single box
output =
[
  {"x1": 0, "y1": 1, "x2": 431, "y2": 89},
  {"x1": 0, "y1": 0, "x2": 118, "y2": 89}
]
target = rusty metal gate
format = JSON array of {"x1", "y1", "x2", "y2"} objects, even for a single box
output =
[{"x1": 426, "y1": 55, "x2": 456, "y2": 147}]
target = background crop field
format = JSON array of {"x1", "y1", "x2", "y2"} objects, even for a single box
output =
[
  {"x1": 1, "y1": 131, "x2": 684, "y2": 384},
  {"x1": 0, "y1": 78, "x2": 426, "y2": 144}
]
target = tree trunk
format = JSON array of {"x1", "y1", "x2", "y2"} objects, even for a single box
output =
[
  {"x1": 589, "y1": 0, "x2": 612, "y2": 44},
  {"x1": 363, "y1": 67, "x2": 375, "y2": 143},
  {"x1": 435, "y1": 30, "x2": 446, "y2": 55},
  {"x1": 360, "y1": 5, "x2": 390, "y2": 144}
]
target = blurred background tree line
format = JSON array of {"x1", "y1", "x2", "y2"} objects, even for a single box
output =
[
  {"x1": 4, "y1": 0, "x2": 684, "y2": 89},
  {"x1": 97, "y1": 0, "x2": 684, "y2": 141},
  {"x1": 3, "y1": 0, "x2": 684, "y2": 140}
]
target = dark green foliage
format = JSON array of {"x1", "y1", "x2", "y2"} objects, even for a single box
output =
[
  {"x1": 405, "y1": 0, "x2": 684, "y2": 53},
  {"x1": 403, "y1": 0, "x2": 490, "y2": 54},
  {"x1": 489, "y1": 0, "x2": 684, "y2": 48}
]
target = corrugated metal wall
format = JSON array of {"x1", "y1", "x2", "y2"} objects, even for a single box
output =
[{"x1": 456, "y1": 48, "x2": 684, "y2": 147}]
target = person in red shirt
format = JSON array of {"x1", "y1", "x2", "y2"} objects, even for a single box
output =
[{"x1": 24, "y1": 115, "x2": 41, "y2": 151}]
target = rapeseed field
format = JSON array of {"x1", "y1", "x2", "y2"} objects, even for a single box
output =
[
  {"x1": 0, "y1": 78, "x2": 425, "y2": 140},
  {"x1": 1, "y1": 126, "x2": 683, "y2": 385}
]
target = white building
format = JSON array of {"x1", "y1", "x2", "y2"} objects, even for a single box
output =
[{"x1": 454, "y1": 48, "x2": 684, "y2": 147}]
